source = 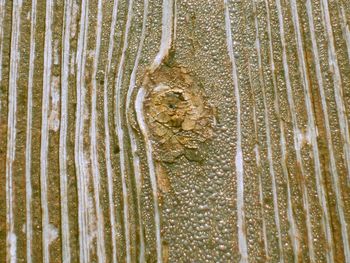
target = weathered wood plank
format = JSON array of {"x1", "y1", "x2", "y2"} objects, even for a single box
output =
[{"x1": 1, "y1": 0, "x2": 350, "y2": 262}]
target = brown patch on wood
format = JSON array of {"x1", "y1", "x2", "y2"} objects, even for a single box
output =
[
  {"x1": 142, "y1": 65, "x2": 214, "y2": 163},
  {"x1": 156, "y1": 162, "x2": 170, "y2": 193},
  {"x1": 162, "y1": 242, "x2": 169, "y2": 263}
]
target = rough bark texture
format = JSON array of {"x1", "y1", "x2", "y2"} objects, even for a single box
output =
[{"x1": 1, "y1": 0, "x2": 350, "y2": 262}]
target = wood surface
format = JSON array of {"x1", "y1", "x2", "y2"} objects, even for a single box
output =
[{"x1": 1, "y1": 0, "x2": 350, "y2": 262}]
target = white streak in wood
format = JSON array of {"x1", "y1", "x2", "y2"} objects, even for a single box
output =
[
  {"x1": 25, "y1": 0, "x2": 37, "y2": 261},
  {"x1": 0, "y1": 0, "x2": 6, "y2": 84},
  {"x1": 249, "y1": 46, "x2": 269, "y2": 260},
  {"x1": 41, "y1": 0, "x2": 53, "y2": 261},
  {"x1": 60, "y1": 0, "x2": 73, "y2": 261},
  {"x1": 135, "y1": 87, "x2": 163, "y2": 263},
  {"x1": 8, "y1": 233, "x2": 16, "y2": 263},
  {"x1": 102, "y1": 1, "x2": 119, "y2": 262},
  {"x1": 150, "y1": 0, "x2": 173, "y2": 72},
  {"x1": 290, "y1": 1, "x2": 334, "y2": 262},
  {"x1": 321, "y1": 0, "x2": 350, "y2": 185},
  {"x1": 48, "y1": 76, "x2": 60, "y2": 132},
  {"x1": 70, "y1": 1, "x2": 79, "y2": 39},
  {"x1": 253, "y1": 2, "x2": 285, "y2": 259},
  {"x1": 53, "y1": 40, "x2": 59, "y2": 65},
  {"x1": 90, "y1": 0, "x2": 106, "y2": 262},
  {"x1": 253, "y1": 145, "x2": 260, "y2": 167},
  {"x1": 319, "y1": 0, "x2": 350, "y2": 259},
  {"x1": 70, "y1": 51, "x2": 75, "y2": 75},
  {"x1": 306, "y1": 1, "x2": 338, "y2": 261},
  {"x1": 284, "y1": 165, "x2": 299, "y2": 262},
  {"x1": 114, "y1": 1, "x2": 134, "y2": 261},
  {"x1": 263, "y1": 1, "x2": 300, "y2": 260},
  {"x1": 6, "y1": 1, "x2": 21, "y2": 262},
  {"x1": 75, "y1": 0, "x2": 90, "y2": 261},
  {"x1": 47, "y1": 224, "x2": 58, "y2": 244},
  {"x1": 339, "y1": 5, "x2": 350, "y2": 68},
  {"x1": 257, "y1": 166, "x2": 269, "y2": 260},
  {"x1": 274, "y1": 0, "x2": 315, "y2": 260},
  {"x1": 254, "y1": 144, "x2": 269, "y2": 258},
  {"x1": 125, "y1": 0, "x2": 149, "y2": 261},
  {"x1": 223, "y1": 1, "x2": 248, "y2": 261},
  {"x1": 173, "y1": 0, "x2": 177, "y2": 42},
  {"x1": 263, "y1": 69, "x2": 284, "y2": 262}
]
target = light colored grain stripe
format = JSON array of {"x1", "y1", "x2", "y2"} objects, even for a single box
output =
[
  {"x1": 263, "y1": 2, "x2": 301, "y2": 260},
  {"x1": 150, "y1": 0, "x2": 173, "y2": 72},
  {"x1": 125, "y1": 0, "x2": 149, "y2": 261},
  {"x1": 254, "y1": 146, "x2": 269, "y2": 259},
  {"x1": 6, "y1": 1, "x2": 22, "y2": 262},
  {"x1": 135, "y1": 87, "x2": 163, "y2": 263},
  {"x1": 0, "y1": 0, "x2": 6, "y2": 84},
  {"x1": 25, "y1": 0, "x2": 38, "y2": 261},
  {"x1": 261, "y1": 52, "x2": 284, "y2": 262},
  {"x1": 41, "y1": 0, "x2": 54, "y2": 261},
  {"x1": 319, "y1": 0, "x2": 350, "y2": 259},
  {"x1": 75, "y1": 0, "x2": 90, "y2": 261},
  {"x1": 114, "y1": 1, "x2": 134, "y2": 261},
  {"x1": 320, "y1": 0, "x2": 350, "y2": 184},
  {"x1": 0, "y1": 0, "x2": 4, "y2": 122},
  {"x1": 253, "y1": 2, "x2": 285, "y2": 259},
  {"x1": 290, "y1": 1, "x2": 334, "y2": 261},
  {"x1": 90, "y1": 1, "x2": 106, "y2": 261},
  {"x1": 262, "y1": 1, "x2": 301, "y2": 260},
  {"x1": 251, "y1": 89, "x2": 269, "y2": 258},
  {"x1": 173, "y1": 0, "x2": 177, "y2": 42},
  {"x1": 102, "y1": 1, "x2": 120, "y2": 262},
  {"x1": 223, "y1": 1, "x2": 248, "y2": 261},
  {"x1": 60, "y1": 0, "x2": 73, "y2": 261},
  {"x1": 306, "y1": 1, "x2": 344, "y2": 261},
  {"x1": 339, "y1": 5, "x2": 350, "y2": 66},
  {"x1": 274, "y1": 0, "x2": 316, "y2": 260}
]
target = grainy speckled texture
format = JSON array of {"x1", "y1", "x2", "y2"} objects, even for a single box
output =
[{"x1": 0, "y1": 0, "x2": 350, "y2": 262}]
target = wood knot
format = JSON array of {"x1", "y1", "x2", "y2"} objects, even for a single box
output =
[{"x1": 143, "y1": 65, "x2": 214, "y2": 162}]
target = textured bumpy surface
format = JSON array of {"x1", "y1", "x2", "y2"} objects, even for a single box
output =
[{"x1": 1, "y1": 0, "x2": 350, "y2": 262}]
